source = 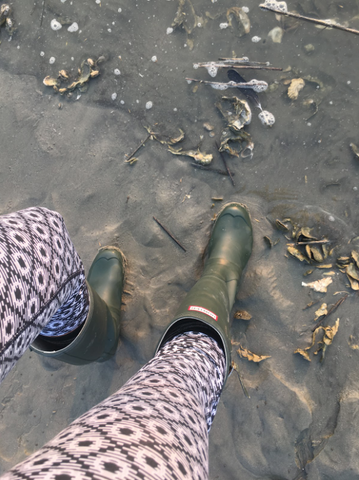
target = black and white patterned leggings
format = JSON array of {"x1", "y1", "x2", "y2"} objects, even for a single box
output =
[{"x1": 0, "y1": 207, "x2": 226, "y2": 480}]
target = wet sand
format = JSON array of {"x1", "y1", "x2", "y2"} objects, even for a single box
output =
[{"x1": 1, "y1": 0, "x2": 359, "y2": 478}]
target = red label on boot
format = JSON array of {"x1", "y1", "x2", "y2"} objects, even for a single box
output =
[{"x1": 188, "y1": 305, "x2": 218, "y2": 321}]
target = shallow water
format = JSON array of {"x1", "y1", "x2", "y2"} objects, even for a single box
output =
[{"x1": 1, "y1": 0, "x2": 359, "y2": 478}]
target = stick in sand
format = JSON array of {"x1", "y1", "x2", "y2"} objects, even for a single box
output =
[
  {"x1": 125, "y1": 134, "x2": 151, "y2": 162},
  {"x1": 191, "y1": 163, "x2": 235, "y2": 177},
  {"x1": 195, "y1": 62, "x2": 282, "y2": 71},
  {"x1": 216, "y1": 142, "x2": 235, "y2": 187},
  {"x1": 186, "y1": 78, "x2": 268, "y2": 93},
  {"x1": 153, "y1": 217, "x2": 186, "y2": 252},
  {"x1": 311, "y1": 294, "x2": 348, "y2": 331},
  {"x1": 259, "y1": 3, "x2": 359, "y2": 37}
]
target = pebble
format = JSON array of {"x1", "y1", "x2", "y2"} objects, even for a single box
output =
[
  {"x1": 111, "y1": 93, "x2": 117, "y2": 100},
  {"x1": 166, "y1": 27, "x2": 173, "y2": 34},
  {"x1": 242, "y1": 6, "x2": 249, "y2": 13},
  {"x1": 151, "y1": 55, "x2": 157, "y2": 62},
  {"x1": 49, "y1": 57, "x2": 56, "y2": 64},
  {"x1": 50, "y1": 19, "x2": 62, "y2": 31},
  {"x1": 114, "y1": 69, "x2": 121, "y2": 75},
  {"x1": 328, "y1": 215, "x2": 335, "y2": 222},
  {"x1": 146, "y1": 101, "x2": 153, "y2": 109},
  {"x1": 68, "y1": 22, "x2": 79, "y2": 32},
  {"x1": 118, "y1": 7, "x2": 122, "y2": 12}
]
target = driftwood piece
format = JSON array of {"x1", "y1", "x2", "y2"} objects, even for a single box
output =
[{"x1": 259, "y1": 4, "x2": 359, "y2": 36}]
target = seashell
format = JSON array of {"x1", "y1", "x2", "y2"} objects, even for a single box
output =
[
  {"x1": 43, "y1": 75, "x2": 59, "y2": 87},
  {"x1": 288, "y1": 78, "x2": 305, "y2": 100},
  {"x1": 58, "y1": 70, "x2": 69, "y2": 80},
  {"x1": 268, "y1": 26, "x2": 283, "y2": 43}
]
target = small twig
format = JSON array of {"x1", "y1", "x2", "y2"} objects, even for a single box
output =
[
  {"x1": 287, "y1": 239, "x2": 331, "y2": 246},
  {"x1": 312, "y1": 294, "x2": 348, "y2": 331},
  {"x1": 186, "y1": 78, "x2": 268, "y2": 93},
  {"x1": 153, "y1": 217, "x2": 186, "y2": 252},
  {"x1": 125, "y1": 134, "x2": 151, "y2": 162},
  {"x1": 231, "y1": 362, "x2": 250, "y2": 398},
  {"x1": 259, "y1": 4, "x2": 359, "y2": 36},
  {"x1": 191, "y1": 163, "x2": 235, "y2": 176},
  {"x1": 216, "y1": 142, "x2": 235, "y2": 187},
  {"x1": 40, "y1": 0, "x2": 45, "y2": 27},
  {"x1": 218, "y1": 57, "x2": 268, "y2": 65},
  {"x1": 195, "y1": 62, "x2": 282, "y2": 71}
]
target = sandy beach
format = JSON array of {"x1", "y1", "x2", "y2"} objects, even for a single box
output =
[{"x1": 1, "y1": 0, "x2": 359, "y2": 478}]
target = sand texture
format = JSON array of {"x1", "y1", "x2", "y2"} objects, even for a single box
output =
[{"x1": 1, "y1": 0, "x2": 359, "y2": 478}]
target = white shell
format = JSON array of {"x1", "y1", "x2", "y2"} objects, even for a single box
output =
[
  {"x1": 114, "y1": 69, "x2": 121, "y2": 75},
  {"x1": 49, "y1": 56, "x2": 56, "y2": 64},
  {"x1": 146, "y1": 101, "x2": 153, "y2": 110},
  {"x1": 111, "y1": 93, "x2": 117, "y2": 100},
  {"x1": 268, "y1": 26, "x2": 284, "y2": 43},
  {"x1": 251, "y1": 36, "x2": 261, "y2": 43},
  {"x1": 258, "y1": 110, "x2": 275, "y2": 127},
  {"x1": 50, "y1": 19, "x2": 62, "y2": 31},
  {"x1": 67, "y1": 22, "x2": 79, "y2": 32}
]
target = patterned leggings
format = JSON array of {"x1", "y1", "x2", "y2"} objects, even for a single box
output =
[{"x1": 0, "y1": 207, "x2": 226, "y2": 480}]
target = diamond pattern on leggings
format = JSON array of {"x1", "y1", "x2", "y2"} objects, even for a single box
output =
[
  {"x1": 2, "y1": 332, "x2": 225, "y2": 480},
  {"x1": 0, "y1": 207, "x2": 89, "y2": 384}
]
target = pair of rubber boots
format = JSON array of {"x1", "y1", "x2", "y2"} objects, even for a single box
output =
[{"x1": 32, "y1": 203, "x2": 253, "y2": 382}]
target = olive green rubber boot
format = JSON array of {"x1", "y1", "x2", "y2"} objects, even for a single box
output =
[
  {"x1": 30, "y1": 247, "x2": 125, "y2": 365},
  {"x1": 156, "y1": 203, "x2": 253, "y2": 382}
]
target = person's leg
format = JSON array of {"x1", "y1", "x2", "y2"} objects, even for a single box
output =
[
  {"x1": 1, "y1": 331, "x2": 225, "y2": 480},
  {"x1": 0, "y1": 206, "x2": 125, "y2": 383},
  {"x1": 0, "y1": 207, "x2": 89, "y2": 383},
  {"x1": 1, "y1": 202, "x2": 252, "y2": 479}
]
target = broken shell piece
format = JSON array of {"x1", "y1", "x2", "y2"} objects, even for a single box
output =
[
  {"x1": 268, "y1": 26, "x2": 283, "y2": 43},
  {"x1": 43, "y1": 75, "x2": 60, "y2": 87},
  {"x1": 203, "y1": 122, "x2": 214, "y2": 131},
  {"x1": 58, "y1": 70, "x2": 69, "y2": 80},
  {"x1": 258, "y1": 110, "x2": 275, "y2": 127},
  {"x1": 294, "y1": 348, "x2": 311, "y2": 361},
  {"x1": 234, "y1": 310, "x2": 252, "y2": 320},
  {"x1": 302, "y1": 277, "x2": 333, "y2": 293},
  {"x1": 346, "y1": 263, "x2": 359, "y2": 281},
  {"x1": 347, "y1": 274, "x2": 359, "y2": 291},
  {"x1": 288, "y1": 246, "x2": 309, "y2": 263},
  {"x1": 288, "y1": 78, "x2": 305, "y2": 100},
  {"x1": 168, "y1": 145, "x2": 213, "y2": 165},
  {"x1": 314, "y1": 303, "x2": 327, "y2": 321},
  {"x1": 237, "y1": 344, "x2": 270, "y2": 362},
  {"x1": 351, "y1": 250, "x2": 359, "y2": 268},
  {"x1": 350, "y1": 143, "x2": 359, "y2": 159},
  {"x1": 226, "y1": 7, "x2": 250, "y2": 36}
]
